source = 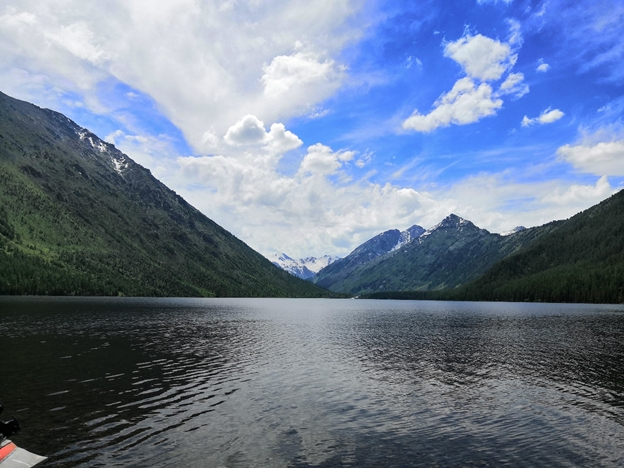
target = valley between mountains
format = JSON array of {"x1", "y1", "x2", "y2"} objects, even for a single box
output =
[{"x1": 1, "y1": 90, "x2": 623, "y2": 303}]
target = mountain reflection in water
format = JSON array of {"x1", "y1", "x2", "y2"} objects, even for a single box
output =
[{"x1": 1, "y1": 297, "x2": 623, "y2": 467}]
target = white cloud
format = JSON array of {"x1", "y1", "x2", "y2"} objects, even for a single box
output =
[
  {"x1": 446, "y1": 173, "x2": 616, "y2": 234},
  {"x1": 165, "y1": 118, "x2": 614, "y2": 257},
  {"x1": 539, "y1": 109, "x2": 565, "y2": 124},
  {"x1": 541, "y1": 175, "x2": 613, "y2": 205},
  {"x1": 542, "y1": 0, "x2": 624, "y2": 82},
  {"x1": 443, "y1": 33, "x2": 516, "y2": 81},
  {"x1": 173, "y1": 142, "x2": 617, "y2": 256},
  {"x1": 45, "y1": 22, "x2": 110, "y2": 66},
  {"x1": 174, "y1": 132, "x2": 444, "y2": 256},
  {"x1": 0, "y1": 1, "x2": 360, "y2": 151},
  {"x1": 404, "y1": 27, "x2": 525, "y2": 133},
  {"x1": 522, "y1": 108, "x2": 565, "y2": 126},
  {"x1": 224, "y1": 115, "x2": 269, "y2": 146},
  {"x1": 265, "y1": 123, "x2": 304, "y2": 155},
  {"x1": 298, "y1": 144, "x2": 355, "y2": 176},
  {"x1": 498, "y1": 72, "x2": 529, "y2": 98},
  {"x1": 506, "y1": 18, "x2": 523, "y2": 47},
  {"x1": 403, "y1": 55, "x2": 422, "y2": 69},
  {"x1": 402, "y1": 78, "x2": 502, "y2": 132},
  {"x1": 557, "y1": 140, "x2": 624, "y2": 176},
  {"x1": 262, "y1": 51, "x2": 341, "y2": 98},
  {"x1": 223, "y1": 115, "x2": 303, "y2": 160},
  {"x1": 536, "y1": 62, "x2": 550, "y2": 72}
]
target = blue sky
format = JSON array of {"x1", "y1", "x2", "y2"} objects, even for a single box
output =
[{"x1": 1, "y1": 0, "x2": 623, "y2": 257}]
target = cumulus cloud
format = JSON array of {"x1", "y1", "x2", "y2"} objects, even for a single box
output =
[
  {"x1": 262, "y1": 51, "x2": 341, "y2": 98},
  {"x1": 403, "y1": 78, "x2": 502, "y2": 132},
  {"x1": 223, "y1": 115, "x2": 303, "y2": 161},
  {"x1": 521, "y1": 108, "x2": 565, "y2": 126},
  {"x1": 443, "y1": 33, "x2": 516, "y2": 81},
  {"x1": 404, "y1": 28, "x2": 526, "y2": 133},
  {"x1": 174, "y1": 129, "x2": 445, "y2": 256},
  {"x1": 0, "y1": 1, "x2": 358, "y2": 151},
  {"x1": 557, "y1": 140, "x2": 624, "y2": 176},
  {"x1": 173, "y1": 139, "x2": 617, "y2": 256},
  {"x1": 166, "y1": 117, "x2": 614, "y2": 257},
  {"x1": 298, "y1": 144, "x2": 355, "y2": 176},
  {"x1": 224, "y1": 115, "x2": 268, "y2": 146}
]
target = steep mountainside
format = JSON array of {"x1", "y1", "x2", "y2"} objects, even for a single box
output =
[
  {"x1": 458, "y1": 189, "x2": 624, "y2": 303},
  {"x1": 315, "y1": 214, "x2": 559, "y2": 295},
  {"x1": 271, "y1": 253, "x2": 340, "y2": 280},
  {"x1": 314, "y1": 224, "x2": 425, "y2": 287},
  {"x1": 0, "y1": 91, "x2": 331, "y2": 297}
]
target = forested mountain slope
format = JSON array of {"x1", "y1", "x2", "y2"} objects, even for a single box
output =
[
  {"x1": 316, "y1": 214, "x2": 559, "y2": 295},
  {"x1": 0, "y1": 91, "x2": 331, "y2": 297},
  {"x1": 458, "y1": 189, "x2": 624, "y2": 303}
]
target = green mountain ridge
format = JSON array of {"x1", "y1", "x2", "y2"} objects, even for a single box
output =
[
  {"x1": 314, "y1": 214, "x2": 561, "y2": 295},
  {"x1": 0, "y1": 91, "x2": 332, "y2": 297},
  {"x1": 456, "y1": 189, "x2": 624, "y2": 303},
  {"x1": 362, "y1": 190, "x2": 624, "y2": 304}
]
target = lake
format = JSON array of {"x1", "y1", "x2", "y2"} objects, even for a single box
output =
[{"x1": 1, "y1": 297, "x2": 624, "y2": 467}]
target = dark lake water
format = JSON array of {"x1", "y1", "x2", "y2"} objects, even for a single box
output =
[{"x1": 1, "y1": 297, "x2": 624, "y2": 467}]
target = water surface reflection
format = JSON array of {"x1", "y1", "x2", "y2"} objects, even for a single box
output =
[{"x1": 1, "y1": 298, "x2": 623, "y2": 467}]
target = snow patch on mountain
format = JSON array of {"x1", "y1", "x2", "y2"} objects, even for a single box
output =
[
  {"x1": 272, "y1": 253, "x2": 341, "y2": 280},
  {"x1": 500, "y1": 226, "x2": 527, "y2": 236},
  {"x1": 391, "y1": 225, "x2": 427, "y2": 251}
]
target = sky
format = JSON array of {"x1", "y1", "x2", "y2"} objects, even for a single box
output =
[{"x1": 1, "y1": 0, "x2": 623, "y2": 258}]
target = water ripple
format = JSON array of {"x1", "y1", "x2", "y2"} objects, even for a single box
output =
[{"x1": 1, "y1": 298, "x2": 624, "y2": 466}]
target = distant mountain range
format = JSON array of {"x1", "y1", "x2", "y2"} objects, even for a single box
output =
[
  {"x1": 271, "y1": 253, "x2": 341, "y2": 280},
  {"x1": 314, "y1": 214, "x2": 559, "y2": 295},
  {"x1": 0, "y1": 91, "x2": 332, "y2": 297},
  {"x1": 314, "y1": 193, "x2": 623, "y2": 304}
]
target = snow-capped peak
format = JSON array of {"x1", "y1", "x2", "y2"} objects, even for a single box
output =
[
  {"x1": 420, "y1": 214, "x2": 471, "y2": 240},
  {"x1": 271, "y1": 253, "x2": 341, "y2": 280}
]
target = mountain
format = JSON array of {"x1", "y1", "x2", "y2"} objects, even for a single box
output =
[
  {"x1": 313, "y1": 224, "x2": 425, "y2": 289},
  {"x1": 315, "y1": 214, "x2": 558, "y2": 295},
  {"x1": 271, "y1": 253, "x2": 340, "y2": 280},
  {"x1": 500, "y1": 226, "x2": 527, "y2": 236},
  {"x1": 457, "y1": 189, "x2": 624, "y2": 303},
  {"x1": 0, "y1": 91, "x2": 333, "y2": 297}
]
